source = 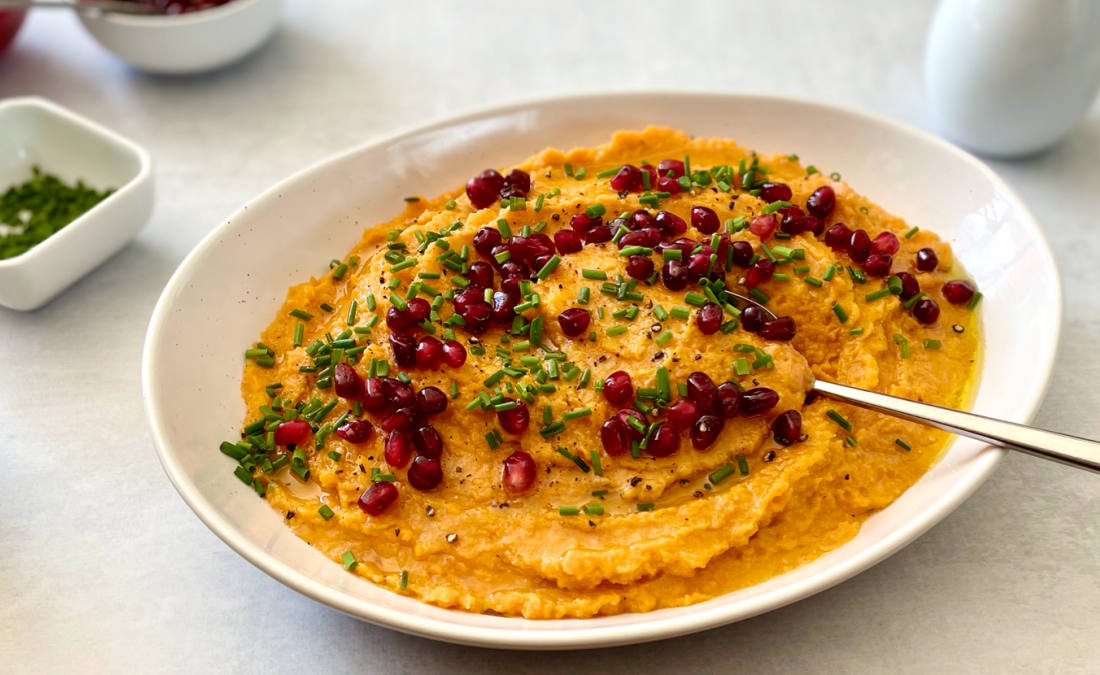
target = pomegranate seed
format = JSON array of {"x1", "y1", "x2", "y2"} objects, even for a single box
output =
[
  {"x1": 610, "y1": 164, "x2": 643, "y2": 192},
  {"x1": 389, "y1": 333, "x2": 417, "y2": 367},
  {"x1": 640, "y1": 165, "x2": 658, "y2": 190},
  {"x1": 362, "y1": 377, "x2": 387, "y2": 412},
  {"x1": 466, "y1": 261, "x2": 494, "y2": 289},
  {"x1": 382, "y1": 407, "x2": 418, "y2": 433},
  {"x1": 336, "y1": 420, "x2": 373, "y2": 444},
  {"x1": 917, "y1": 248, "x2": 939, "y2": 272},
  {"x1": 414, "y1": 386, "x2": 447, "y2": 415},
  {"x1": 696, "y1": 302, "x2": 723, "y2": 335},
  {"x1": 557, "y1": 307, "x2": 591, "y2": 337},
  {"x1": 620, "y1": 228, "x2": 661, "y2": 249},
  {"x1": 806, "y1": 186, "x2": 835, "y2": 219},
  {"x1": 473, "y1": 227, "x2": 503, "y2": 257},
  {"x1": 452, "y1": 287, "x2": 481, "y2": 316},
  {"x1": 863, "y1": 252, "x2": 893, "y2": 278},
  {"x1": 383, "y1": 378, "x2": 414, "y2": 409},
  {"x1": 502, "y1": 169, "x2": 531, "y2": 196},
  {"x1": 466, "y1": 169, "x2": 505, "y2": 209},
  {"x1": 759, "y1": 182, "x2": 793, "y2": 203},
  {"x1": 749, "y1": 214, "x2": 777, "y2": 240},
  {"x1": 384, "y1": 430, "x2": 413, "y2": 468},
  {"x1": 570, "y1": 213, "x2": 602, "y2": 234},
  {"x1": 942, "y1": 279, "x2": 976, "y2": 304},
  {"x1": 274, "y1": 419, "x2": 311, "y2": 446},
  {"x1": 385, "y1": 305, "x2": 409, "y2": 333},
  {"x1": 502, "y1": 451, "x2": 537, "y2": 492},
  {"x1": 896, "y1": 272, "x2": 920, "y2": 300},
  {"x1": 849, "y1": 229, "x2": 872, "y2": 263},
  {"x1": 442, "y1": 340, "x2": 467, "y2": 368},
  {"x1": 412, "y1": 425, "x2": 443, "y2": 459},
  {"x1": 460, "y1": 301, "x2": 492, "y2": 334},
  {"x1": 415, "y1": 336, "x2": 444, "y2": 368},
  {"x1": 824, "y1": 223, "x2": 853, "y2": 250},
  {"x1": 872, "y1": 231, "x2": 900, "y2": 255},
  {"x1": 657, "y1": 175, "x2": 682, "y2": 194},
  {"x1": 603, "y1": 371, "x2": 634, "y2": 406},
  {"x1": 657, "y1": 159, "x2": 685, "y2": 179},
  {"x1": 772, "y1": 410, "x2": 802, "y2": 444},
  {"x1": 741, "y1": 387, "x2": 780, "y2": 416},
  {"x1": 617, "y1": 408, "x2": 647, "y2": 441},
  {"x1": 745, "y1": 259, "x2": 775, "y2": 288},
  {"x1": 654, "y1": 211, "x2": 687, "y2": 237},
  {"x1": 600, "y1": 416, "x2": 629, "y2": 456},
  {"x1": 912, "y1": 297, "x2": 940, "y2": 324},
  {"x1": 491, "y1": 290, "x2": 519, "y2": 325},
  {"x1": 687, "y1": 372, "x2": 718, "y2": 414},
  {"x1": 358, "y1": 481, "x2": 398, "y2": 516},
  {"x1": 662, "y1": 259, "x2": 689, "y2": 291},
  {"x1": 645, "y1": 422, "x2": 680, "y2": 457},
  {"x1": 531, "y1": 254, "x2": 554, "y2": 273},
  {"x1": 666, "y1": 399, "x2": 700, "y2": 432},
  {"x1": 333, "y1": 363, "x2": 363, "y2": 400},
  {"x1": 499, "y1": 259, "x2": 529, "y2": 281},
  {"x1": 741, "y1": 306, "x2": 766, "y2": 333},
  {"x1": 407, "y1": 298, "x2": 430, "y2": 324},
  {"x1": 802, "y1": 216, "x2": 826, "y2": 236},
  {"x1": 781, "y1": 216, "x2": 810, "y2": 236},
  {"x1": 691, "y1": 206, "x2": 720, "y2": 234},
  {"x1": 691, "y1": 415, "x2": 724, "y2": 450},
  {"x1": 497, "y1": 399, "x2": 530, "y2": 434},
  {"x1": 730, "y1": 240, "x2": 754, "y2": 267},
  {"x1": 714, "y1": 383, "x2": 742, "y2": 419},
  {"x1": 685, "y1": 253, "x2": 712, "y2": 283},
  {"x1": 508, "y1": 235, "x2": 550, "y2": 263},
  {"x1": 760, "y1": 317, "x2": 797, "y2": 341},
  {"x1": 554, "y1": 228, "x2": 583, "y2": 254},
  {"x1": 407, "y1": 456, "x2": 442, "y2": 490},
  {"x1": 631, "y1": 210, "x2": 654, "y2": 230},
  {"x1": 584, "y1": 225, "x2": 613, "y2": 244}
]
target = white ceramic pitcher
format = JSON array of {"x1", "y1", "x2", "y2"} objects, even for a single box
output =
[{"x1": 925, "y1": 0, "x2": 1100, "y2": 157}]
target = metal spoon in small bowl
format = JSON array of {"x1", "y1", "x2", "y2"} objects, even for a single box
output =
[
  {"x1": 0, "y1": 1, "x2": 166, "y2": 16},
  {"x1": 726, "y1": 291, "x2": 1100, "y2": 474}
]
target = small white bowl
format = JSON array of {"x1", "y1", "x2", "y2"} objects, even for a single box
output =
[
  {"x1": 144, "y1": 93, "x2": 1060, "y2": 649},
  {"x1": 78, "y1": 0, "x2": 283, "y2": 75},
  {"x1": 0, "y1": 97, "x2": 153, "y2": 311}
]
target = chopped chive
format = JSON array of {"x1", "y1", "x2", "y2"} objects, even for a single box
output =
[
  {"x1": 924, "y1": 339, "x2": 942, "y2": 349},
  {"x1": 902, "y1": 292, "x2": 926, "y2": 310},
  {"x1": 967, "y1": 291, "x2": 983, "y2": 310},
  {"x1": 865, "y1": 288, "x2": 890, "y2": 302},
  {"x1": 637, "y1": 503, "x2": 655, "y2": 512},
  {"x1": 846, "y1": 436, "x2": 858, "y2": 447},
  {"x1": 734, "y1": 357, "x2": 750, "y2": 376},
  {"x1": 748, "y1": 288, "x2": 770, "y2": 305},
  {"x1": 823, "y1": 265, "x2": 837, "y2": 282},
  {"x1": 562, "y1": 408, "x2": 592, "y2": 421},
  {"x1": 400, "y1": 571, "x2": 408, "y2": 589},
  {"x1": 684, "y1": 292, "x2": 707, "y2": 307},
  {"x1": 709, "y1": 464, "x2": 735, "y2": 485},
  {"x1": 319, "y1": 505, "x2": 335, "y2": 520},
  {"x1": 669, "y1": 306, "x2": 691, "y2": 320},
  {"x1": 832, "y1": 303, "x2": 848, "y2": 323},
  {"x1": 804, "y1": 276, "x2": 823, "y2": 287},
  {"x1": 737, "y1": 455, "x2": 750, "y2": 475},
  {"x1": 607, "y1": 325, "x2": 628, "y2": 337},
  {"x1": 558, "y1": 506, "x2": 580, "y2": 516},
  {"x1": 342, "y1": 550, "x2": 358, "y2": 570},
  {"x1": 332, "y1": 264, "x2": 348, "y2": 280},
  {"x1": 574, "y1": 167, "x2": 587, "y2": 179},
  {"x1": 582, "y1": 269, "x2": 607, "y2": 280},
  {"x1": 772, "y1": 273, "x2": 790, "y2": 282},
  {"x1": 586, "y1": 203, "x2": 607, "y2": 219},
  {"x1": 896, "y1": 439, "x2": 912, "y2": 451},
  {"x1": 534, "y1": 193, "x2": 545, "y2": 212},
  {"x1": 826, "y1": 409, "x2": 852, "y2": 431},
  {"x1": 536, "y1": 255, "x2": 562, "y2": 280},
  {"x1": 289, "y1": 309, "x2": 313, "y2": 321},
  {"x1": 540, "y1": 421, "x2": 566, "y2": 438},
  {"x1": 346, "y1": 300, "x2": 358, "y2": 326},
  {"x1": 904, "y1": 226, "x2": 919, "y2": 238},
  {"x1": 849, "y1": 326, "x2": 865, "y2": 335},
  {"x1": 582, "y1": 504, "x2": 604, "y2": 515}
]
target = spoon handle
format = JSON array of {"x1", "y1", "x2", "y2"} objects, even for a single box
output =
[{"x1": 812, "y1": 379, "x2": 1100, "y2": 474}]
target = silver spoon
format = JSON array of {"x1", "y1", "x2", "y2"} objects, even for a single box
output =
[
  {"x1": 729, "y1": 292, "x2": 1100, "y2": 473},
  {"x1": 0, "y1": 1, "x2": 166, "y2": 15}
]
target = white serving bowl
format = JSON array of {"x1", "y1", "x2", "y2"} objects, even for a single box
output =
[
  {"x1": 143, "y1": 93, "x2": 1061, "y2": 649},
  {"x1": 78, "y1": 0, "x2": 283, "y2": 75},
  {"x1": 0, "y1": 97, "x2": 153, "y2": 311}
]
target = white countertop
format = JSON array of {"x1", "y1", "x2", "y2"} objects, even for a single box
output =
[{"x1": 2, "y1": 1, "x2": 1099, "y2": 672}]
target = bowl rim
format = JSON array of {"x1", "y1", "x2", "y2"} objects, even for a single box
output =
[
  {"x1": 0, "y1": 96, "x2": 152, "y2": 270},
  {"x1": 142, "y1": 90, "x2": 1062, "y2": 650},
  {"x1": 85, "y1": 0, "x2": 269, "y2": 25}
]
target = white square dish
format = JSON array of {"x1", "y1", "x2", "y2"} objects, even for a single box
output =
[{"x1": 0, "y1": 97, "x2": 153, "y2": 311}]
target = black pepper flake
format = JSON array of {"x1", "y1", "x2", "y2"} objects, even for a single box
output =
[
  {"x1": 286, "y1": 512, "x2": 295, "y2": 519},
  {"x1": 630, "y1": 477, "x2": 642, "y2": 487},
  {"x1": 650, "y1": 323, "x2": 662, "y2": 333},
  {"x1": 845, "y1": 474, "x2": 850, "y2": 480},
  {"x1": 652, "y1": 352, "x2": 665, "y2": 362},
  {"x1": 394, "y1": 529, "x2": 400, "y2": 536},
  {"x1": 359, "y1": 464, "x2": 366, "y2": 472},
  {"x1": 426, "y1": 506, "x2": 435, "y2": 517},
  {"x1": 763, "y1": 451, "x2": 776, "y2": 463},
  {"x1": 694, "y1": 354, "x2": 702, "y2": 361},
  {"x1": 598, "y1": 355, "x2": 607, "y2": 362},
  {"x1": 703, "y1": 483, "x2": 712, "y2": 490},
  {"x1": 589, "y1": 520, "x2": 596, "y2": 528},
  {"x1": 693, "y1": 490, "x2": 704, "y2": 498},
  {"x1": 552, "y1": 213, "x2": 560, "y2": 221}
]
